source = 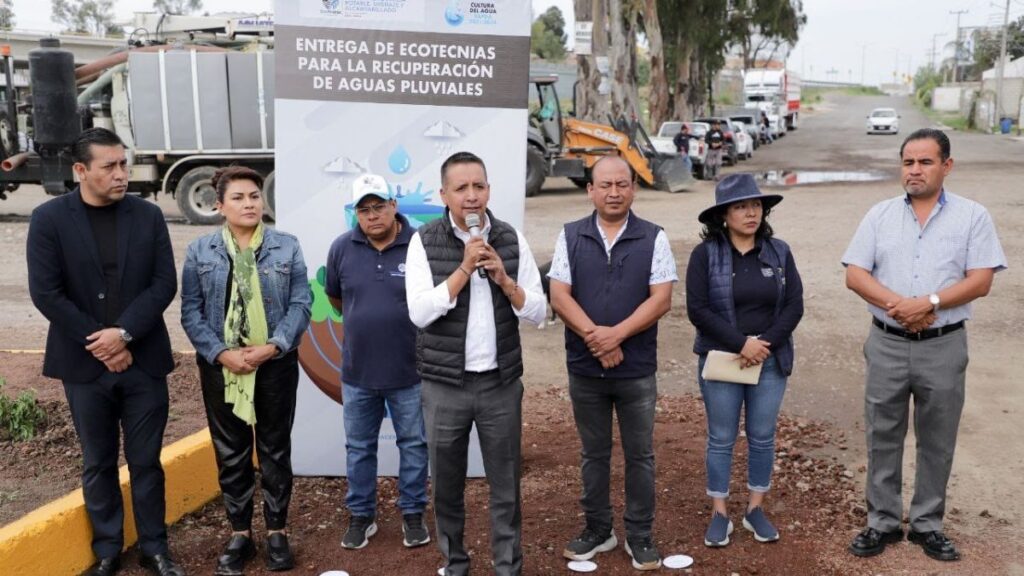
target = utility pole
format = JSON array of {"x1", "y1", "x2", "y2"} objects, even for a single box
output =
[
  {"x1": 995, "y1": 0, "x2": 1010, "y2": 127},
  {"x1": 931, "y1": 32, "x2": 947, "y2": 70},
  {"x1": 950, "y1": 9, "x2": 968, "y2": 82}
]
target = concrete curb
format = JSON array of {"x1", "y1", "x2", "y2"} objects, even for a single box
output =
[{"x1": 0, "y1": 429, "x2": 219, "y2": 576}]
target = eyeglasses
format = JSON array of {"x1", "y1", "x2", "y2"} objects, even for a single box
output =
[{"x1": 356, "y1": 203, "x2": 389, "y2": 216}]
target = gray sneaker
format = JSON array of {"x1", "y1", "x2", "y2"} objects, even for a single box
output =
[
  {"x1": 563, "y1": 528, "x2": 617, "y2": 561},
  {"x1": 704, "y1": 512, "x2": 734, "y2": 547},
  {"x1": 624, "y1": 536, "x2": 661, "y2": 571},
  {"x1": 402, "y1": 513, "x2": 431, "y2": 548},
  {"x1": 341, "y1": 515, "x2": 377, "y2": 550},
  {"x1": 743, "y1": 506, "x2": 780, "y2": 543}
]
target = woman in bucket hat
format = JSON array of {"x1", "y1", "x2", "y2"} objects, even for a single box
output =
[{"x1": 684, "y1": 173, "x2": 804, "y2": 547}]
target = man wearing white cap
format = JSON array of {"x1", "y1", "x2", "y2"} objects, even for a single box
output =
[{"x1": 325, "y1": 174, "x2": 430, "y2": 551}]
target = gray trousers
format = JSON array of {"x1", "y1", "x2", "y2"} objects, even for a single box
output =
[
  {"x1": 422, "y1": 372, "x2": 523, "y2": 576},
  {"x1": 864, "y1": 325, "x2": 967, "y2": 533},
  {"x1": 568, "y1": 373, "x2": 657, "y2": 539}
]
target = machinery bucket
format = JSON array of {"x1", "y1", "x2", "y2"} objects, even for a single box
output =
[{"x1": 651, "y1": 153, "x2": 694, "y2": 193}]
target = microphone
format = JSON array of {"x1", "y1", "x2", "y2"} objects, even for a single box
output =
[{"x1": 464, "y1": 212, "x2": 488, "y2": 278}]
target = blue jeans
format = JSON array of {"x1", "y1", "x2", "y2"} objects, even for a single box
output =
[
  {"x1": 698, "y1": 355, "x2": 787, "y2": 498},
  {"x1": 343, "y1": 382, "x2": 429, "y2": 517}
]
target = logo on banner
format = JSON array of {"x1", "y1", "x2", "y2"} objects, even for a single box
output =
[
  {"x1": 444, "y1": 0, "x2": 500, "y2": 27},
  {"x1": 307, "y1": 0, "x2": 427, "y2": 22}
]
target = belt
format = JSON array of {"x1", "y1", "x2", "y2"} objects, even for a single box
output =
[{"x1": 872, "y1": 318, "x2": 964, "y2": 341}]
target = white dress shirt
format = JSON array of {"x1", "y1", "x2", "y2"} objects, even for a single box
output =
[
  {"x1": 547, "y1": 215, "x2": 679, "y2": 286},
  {"x1": 405, "y1": 212, "x2": 546, "y2": 372}
]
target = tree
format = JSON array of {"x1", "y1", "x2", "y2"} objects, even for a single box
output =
[
  {"x1": 153, "y1": 0, "x2": 203, "y2": 15},
  {"x1": 0, "y1": 1, "x2": 14, "y2": 31},
  {"x1": 537, "y1": 6, "x2": 567, "y2": 45},
  {"x1": 970, "y1": 19, "x2": 1024, "y2": 80},
  {"x1": 728, "y1": 0, "x2": 806, "y2": 70},
  {"x1": 531, "y1": 20, "x2": 568, "y2": 60},
  {"x1": 573, "y1": 0, "x2": 611, "y2": 122},
  {"x1": 51, "y1": 0, "x2": 119, "y2": 36}
]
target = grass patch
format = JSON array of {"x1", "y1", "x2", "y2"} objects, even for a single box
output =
[
  {"x1": 804, "y1": 86, "x2": 884, "y2": 103},
  {"x1": 914, "y1": 100, "x2": 973, "y2": 132}
]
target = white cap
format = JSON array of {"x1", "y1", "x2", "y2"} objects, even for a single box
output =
[{"x1": 351, "y1": 173, "x2": 390, "y2": 204}]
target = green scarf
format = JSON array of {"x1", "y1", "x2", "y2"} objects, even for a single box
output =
[{"x1": 222, "y1": 222, "x2": 268, "y2": 425}]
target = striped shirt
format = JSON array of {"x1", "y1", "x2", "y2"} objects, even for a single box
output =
[{"x1": 841, "y1": 190, "x2": 1006, "y2": 328}]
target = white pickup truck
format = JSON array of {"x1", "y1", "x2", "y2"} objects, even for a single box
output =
[{"x1": 651, "y1": 121, "x2": 712, "y2": 180}]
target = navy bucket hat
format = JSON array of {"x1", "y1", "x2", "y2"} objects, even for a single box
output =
[{"x1": 698, "y1": 173, "x2": 783, "y2": 224}]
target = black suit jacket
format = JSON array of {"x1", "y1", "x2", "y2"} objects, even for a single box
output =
[{"x1": 27, "y1": 189, "x2": 177, "y2": 382}]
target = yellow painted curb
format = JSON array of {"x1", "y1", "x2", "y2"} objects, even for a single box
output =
[{"x1": 0, "y1": 428, "x2": 220, "y2": 576}]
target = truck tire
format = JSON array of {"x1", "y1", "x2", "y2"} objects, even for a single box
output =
[
  {"x1": 0, "y1": 111, "x2": 13, "y2": 159},
  {"x1": 525, "y1": 147, "x2": 546, "y2": 198},
  {"x1": 176, "y1": 165, "x2": 221, "y2": 225},
  {"x1": 263, "y1": 170, "x2": 276, "y2": 221}
]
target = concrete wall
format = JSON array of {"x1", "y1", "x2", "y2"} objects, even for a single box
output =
[{"x1": 976, "y1": 78, "x2": 1024, "y2": 128}]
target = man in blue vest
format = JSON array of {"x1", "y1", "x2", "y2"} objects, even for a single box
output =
[
  {"x1": 549, "y1": 155, "x2": 677, "y2": 571},
  {"x1": 325, "y1": 174, "x2": 430, "y2": 551},
  {"x1": 405, "y1": 152, "x2": 546, "y2": 576}
]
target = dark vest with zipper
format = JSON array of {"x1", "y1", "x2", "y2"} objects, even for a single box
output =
[
  {"x1": 416, "y1": 209, "x2": 522, "y2": 387},
  {"x1": 564, "y1": 211, "x2": 661, "y2": 378},
  {"x1": 692, "y1": 236, "x2": 795, "y2": 375}
]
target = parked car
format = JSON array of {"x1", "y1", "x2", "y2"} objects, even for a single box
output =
[
  {"x1": 651, "y1": 121, "x2": 713, "y2": 180},
  {"x1": 729, "y1": 114, "x2": 761, "y2": 149},
  {"x1": 732, "y1": 121, "x2": 754, "y2": 160},
  {"x1": 866, "y1": 107, "x2": 900, "y2": 134},
  {"x1": 694, "y1": 117, "x2": 740, "y2": 165}
]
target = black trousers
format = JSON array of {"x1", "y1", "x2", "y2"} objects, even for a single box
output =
[
  {"x1": 198, "y1": 352, "x2": 299, "y2": 531},
  {"x1": 64, "y1": 367, "x2": 170, "y2": 558}
]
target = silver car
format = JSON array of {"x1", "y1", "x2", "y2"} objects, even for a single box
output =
[{"x1": 867, "y1": 108, "x2": 900, "y2": 135}]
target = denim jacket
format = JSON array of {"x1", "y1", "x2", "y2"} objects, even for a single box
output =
[{"x1": 181, "y1": 227, "x2": 312, "y2": 365}]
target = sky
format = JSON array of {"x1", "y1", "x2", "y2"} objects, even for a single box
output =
[{"x1": 11, "y1": 0, "x2": 1024, "y2": 86}]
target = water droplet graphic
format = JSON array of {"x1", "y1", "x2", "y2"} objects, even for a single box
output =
[
  {"x1": 444, "y1": 1, "x2": 464, "y2": 26},
  {"x1": 388, "y1": 146, "x2": 411, "y2": 174}
]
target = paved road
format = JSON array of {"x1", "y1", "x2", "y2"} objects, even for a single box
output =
[{"x1": 2, "y1": 92, "x2": 1022, "y2": 564}]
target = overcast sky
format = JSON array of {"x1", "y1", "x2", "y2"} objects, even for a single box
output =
[{"x1": 11, "y1": 0, "x2": 1024, "y2": 86}]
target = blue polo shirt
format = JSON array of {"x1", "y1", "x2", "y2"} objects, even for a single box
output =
[{"x1": 325, "y1": 213, "x2": 419, "y2": 390}]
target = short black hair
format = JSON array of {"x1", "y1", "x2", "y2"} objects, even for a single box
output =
[
  {"x1": 900, "y1": 128, "x2": 951, "y2": 161},
  {"x1": 441, "y1": 151, "x2": 488, "y2": 184},
  {"x1": 700, "y1": 203, "x2": 775, "y2": 242},
  {"x1": 71, "y1": 127, "x2": 124, "y2": 165}
]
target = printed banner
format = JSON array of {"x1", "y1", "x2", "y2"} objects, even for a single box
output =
[{"x1": 275, "y1": 0, "x2": 531, "y2": 476}]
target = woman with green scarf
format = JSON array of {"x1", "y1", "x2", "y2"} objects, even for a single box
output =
[{"x1": 181, "y1": 166, "x2": 311, "y2": 575}]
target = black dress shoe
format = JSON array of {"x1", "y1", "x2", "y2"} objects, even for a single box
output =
[
  {"x1": 88, "y1": 556, "x2": 121, "y2": 576},
  {"x1": 139, "y1": 553, "x2": 186, "y2": 576},
  {"x1": 848, "y1": 527, "x2": 903, "y2": 557},
  {"x1": 265, "y1": 532, "x2": 295, "y2": 571},
  {"x1": 908, "y1": 530, "x2": 961, "y2": 561},
  {"x1": 215, "y1": 534, "x2": 256, "y2": 576}
]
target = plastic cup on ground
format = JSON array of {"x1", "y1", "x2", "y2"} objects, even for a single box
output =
[{"x1": 663, "y1": 554, "x2": 695, "y2": 569}]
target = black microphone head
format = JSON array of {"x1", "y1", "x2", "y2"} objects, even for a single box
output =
[{"x1": 465, "y1": 212, "x2": 481, "y2": 229}]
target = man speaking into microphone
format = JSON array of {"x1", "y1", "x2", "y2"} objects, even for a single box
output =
[{"x1": 405, "y1": 151, "x2": 545, "y2": 576}]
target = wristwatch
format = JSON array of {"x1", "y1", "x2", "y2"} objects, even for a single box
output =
[
  {"x1": 118, "y1": 328, "x2": 134, "y2": 344},
  {"x1": 928, "y1": 293, "x2": 941, "y2": 313}
]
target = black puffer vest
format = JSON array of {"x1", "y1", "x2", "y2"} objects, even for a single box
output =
[{"x1": 416, "y1": 209, "x2": 522, "y2": 387}]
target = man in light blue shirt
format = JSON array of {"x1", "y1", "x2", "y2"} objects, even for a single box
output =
[{"x1": 842, "y1": 129, "x2": 1006, "y2": 562}]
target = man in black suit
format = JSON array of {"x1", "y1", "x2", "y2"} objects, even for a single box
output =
[{"x1": 27, "y1": 128, "x2": 184, "y2": 576}]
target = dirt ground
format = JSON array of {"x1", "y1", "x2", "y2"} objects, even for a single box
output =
[
  {"x1": 1, "y1": 91, "x2": 1023, "y2": 574},
  {"x1": 0, "y1": 352, "x2": 205, "y2": 525}
]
